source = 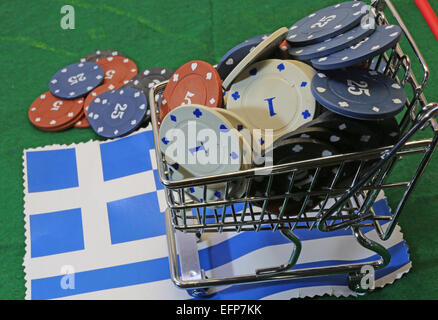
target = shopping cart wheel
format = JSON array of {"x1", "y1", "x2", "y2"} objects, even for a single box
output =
[
  {"x1": 187, "y1": 288, "x2": 214, "y2": 298},
  {"x1": 347, "y1": 272, "x2": 370, "y2": 294}
]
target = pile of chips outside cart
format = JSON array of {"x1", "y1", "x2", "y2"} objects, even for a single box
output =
[{"x1": 28, "y1": 49, "x2": 174, "y2": 136}]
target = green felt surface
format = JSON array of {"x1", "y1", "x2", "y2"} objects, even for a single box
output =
[{"x1": 0, "y1": 0, "x2": 437, "y2": 300}]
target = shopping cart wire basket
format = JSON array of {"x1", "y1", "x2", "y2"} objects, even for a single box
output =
[{"x1": 149, "y1": 0, "x2": 438, "y2": 296}]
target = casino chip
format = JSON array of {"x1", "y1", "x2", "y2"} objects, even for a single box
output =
[
  {"x1": 300, "y1": 111, "x2": 385, "y2": 151},
  {"x1": 252, "y1": 136, "x2": 339, "y2": 215},
  {"x1": 74, "y1": 115, "x2": 90, "y2": 128},
  {"x1": 279, "y1": 40, "x2": 290, "y2": 52},
  {"x1": 368, "y1": 117, "x2": 400, "y2": 148},
  {"x1": 166, "y1": 108, "x2": 251, "y2": 201},
  {"x1": 273, "y1": 123, "x2": 359, "y2": 189},
  {"x1": 29, "y1": 91, "x2": 85, "y2": 130},
  {"x1": 266, "y1": 137, "x2": 338, "y2": 179},
  {"x1": 226, "y1": 59, "x2": 315, "y2": 149},
  {"x1": 286, "y1": 60, "x2": 327, "y2": 116},
  {"x1": 222, "y1": 27, "x2": 289, "y2": 90},
  {"x1": 96, "y1": 56, "x2": 138, "y2": 87},
  {"x1": 335, "y1": 116, "x2": 400, "y2": 188},
  {"x1": 142, "y1": 84, "x2": 167, "y2": 127},
  {"x1": 311, "y1": 69, "x2": 407, "y2": 120},
  {"x1": 222, "y1": 90, "x2": 229, "y2": 107},
  {"x1": 37, "y1": 110, "x2": 84, "y2": 132},
  {"x1": 49, "y1": 62, "x2": 104, "y2": 99},
  {"x1": 289, "y1": 24, "x2": 375, "y2": 61},
  {"x1": 370, "y1": 57, "x2": 388, "y2": 74},
  {"x1": 244, "y1": 34, "x2": 271, "y2": 43},
  {"x1": 214, "y1": 108, "x2": 254, "y2": 137},
  {"x1": 167, "y1": 163, "x2": 245, "y2": 203},
  {"x1": 311, "y1": 25, "x2": 402, "y2": 70},
  {"x1": 159, "y1": 105, "x2": 242, "y2": 177},
  {"x1": 80, "y1": 49, "x2": 126, "y2": 63},
  {"x1": 274, "y1": 126, "x2": 355, "y2": 154},
  {"x1": 87, "y1": 88, "x2": 148, "y2": 138},
  {"x1": 160, "y1": 105, "x2": 244, "y2": 203},
  {"x1": 83, "y1": 83, "x2": 122, "y2": 116},
  {"x1": 214, "y1": 109, "x2": 253, "y2": 156},
  {"x1": 214, "y1": 108, "x2": 254, "y2": 171},
  {"x1": 123, "y1": 68, "x2": 174, "y2": 96},
  {"x1": 286, "y1": 60, "x2": 316, "y2": 83},
  {"x1": 160, "y1": 61, "x2": 222, "y2": 121},
  {"x1": 377, "y1": 118, "x2": 400, "y2": 147},
  {"x1": 216, "y1": 34, "x2": 269, "y2": 80},
  {"x1": 286, "y1": 1, "x2": 367, "y2": 45}
]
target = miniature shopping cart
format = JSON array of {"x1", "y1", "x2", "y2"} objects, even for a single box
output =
[{"x1": 149, "y1": 0, "x2": 438, "y2": 297}]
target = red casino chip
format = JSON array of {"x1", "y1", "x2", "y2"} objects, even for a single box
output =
[
  {"x1": 28, "y1": 91, "x2": 84, "y2": 130},
  {"x1": 96, "y1": 56, "x2": 138, "y2": 88},
  {"x1": 160, "y1": 60, "x2": 222, "y2": 121},
  {"x1": 39, "y1": 111, "x2": 84, "y2": 132},
  {"x1": 74, "y1": 114, "x2": 90, "y2": 128}
]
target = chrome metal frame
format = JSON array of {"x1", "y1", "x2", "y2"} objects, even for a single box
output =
[{"x1": 150, "y1": 0, "x2": 438, "y2": 293}]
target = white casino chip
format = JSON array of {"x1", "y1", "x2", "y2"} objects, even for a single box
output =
[
  {"x1": 222, "y1": 27, "x2": 289, "y2": 90},
  {"x1": 226, "y1": 59, "x2": 316, "y2": 149},
  {"x1": 159, "y1": 105, "x2": 246, "y2": 203},
  {"x1": 159, "y1": 104, "x2": 243, "y2": 178}
]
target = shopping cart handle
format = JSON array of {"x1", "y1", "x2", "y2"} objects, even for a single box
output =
[{"x1": 317, "y1": 102, "x2": 438, "y2": 233}]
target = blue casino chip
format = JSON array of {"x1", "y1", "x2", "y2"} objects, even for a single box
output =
[
  {"x1": 311, "y1": 69, "x2": 407, "y2": 120},
  {"x1": 288, "y1": 23, "x2": 375, "y2": 61},
  {"x1": 243, "y1": 34, "x2": 271, "y2": 44},
  {"x1": 370, "y1": 57, "x2": 388, "y2": 74},
  {"x1": 87, "y1": 87, "x2": 148, "y2": 138},
  {"x1": 49, "y1": 62, "x2": 104, "y2": 99},
  {"x1": 286, "y1": 1, "x2": 367, "y2": 45},
  {"x1": 311, "y1": 25, "x2": 402, "y2": 70},
  {"x1": 216, "y1": 34, "x2": 269, "y2": 80}
]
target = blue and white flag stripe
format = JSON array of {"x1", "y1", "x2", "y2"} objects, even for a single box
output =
[{"x1": 29, "y1": 220, "x2": 410, "y2": 300}]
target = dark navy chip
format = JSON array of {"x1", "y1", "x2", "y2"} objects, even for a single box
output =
[
  {"x1": 250, "y1": 136, "x2": 340, "y2": 215},
  {"x1": 274, "y1": 126, "x2": 356, "y2": 154},
  {"x1": 265, "y1": 137, "x2": 339, "y2": 193},
  {"x1": 289, "y1": 24, "x2": 375, "y2": 61},
  {"x1": 87, "y1": 87, "x2": 148, "y2": 138},
  {"x1": 80, "y1": 49, "x2": 126, "y2": 63},
  {"x1": 291, "y1": 113, "x2": 401, "y2": 189},
  {"x1": 243, "y1": 34, "x2": 271, "y2": 44},
  {"x1": 368, "y1": 117, "x2": 400, "y2": 147},
  {"x1": 369, "y1": 57, "x2": 388, "y2": 74},
  {"x1": 299, "y1": 111, "x2": 382, "y2": 151},
  {"x1": 311, "y1": 25, "x2": 402, "y2": 70},
  {"x1": 287, "y1": 1, "x2": 367, "y2": 45},
  {"x1": 122, "y1": 68, "x2": 173, "y2": 126},
  {"x1": 216, "y1": 34, "x2": 269, "y2": 80},
  {"x1": 311, "y1": 69, "x2": 407, "y2": 120},
  {"x1": 49, "y1": 62, "x2": 104, "y2": 99},
  {"x1": 123, "y1": 68, "x2": 174, "y2": 95}
]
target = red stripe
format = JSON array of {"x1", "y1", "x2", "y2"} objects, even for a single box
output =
[{"x1": 415, "y1": 0, "x2": 438, "y2": 40}]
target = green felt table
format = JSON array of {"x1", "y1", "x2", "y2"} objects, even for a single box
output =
[{"x1": 1, "y1": 0, "x2": 437, "y2": 300}]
